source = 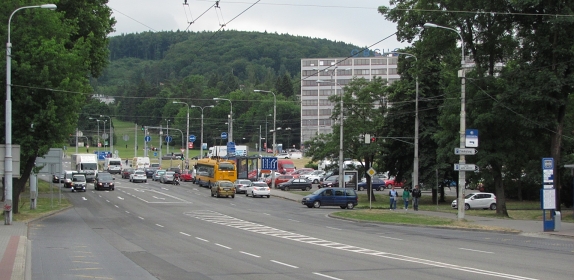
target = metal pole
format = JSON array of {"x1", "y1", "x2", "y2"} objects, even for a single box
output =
[
  {"x1": 4, "y1": 3, "x2": 57, "y2": 225},
  {"x1": 230, "y1": 102, "x2": 233, "y2": 143},
  {"x1": 134, "y1": 123, "x2": 137, "y2": 157},
  {"x1": 186, "y1": 106, "x2": 189, "y2": 161},
  {"x1": 75, "y1": 127, "x2": 78, "y2": 154},
  {"x1": 166, "y1": 120, "x2": 170, "y2": 155}
]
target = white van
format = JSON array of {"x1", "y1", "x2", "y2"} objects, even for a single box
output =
[{"x1": 104, "y1": 158, "x2": 122, "y2": 174}]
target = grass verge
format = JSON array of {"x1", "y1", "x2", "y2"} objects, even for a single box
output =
[{"x1": 10, "y1": 180, "x2": 71, "y2": 222}]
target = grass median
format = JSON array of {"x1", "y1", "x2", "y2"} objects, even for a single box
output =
[{"x1": 10, "y1": 180, "x2": 71, "y2": 222}]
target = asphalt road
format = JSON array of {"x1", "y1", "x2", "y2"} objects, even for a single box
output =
[{"x1": 29, "y1": 174, "x2": 574, "y2": 280}]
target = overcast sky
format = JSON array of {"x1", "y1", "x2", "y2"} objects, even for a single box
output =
[{"x1": 107, "y1": 0, "x2": 409, "y2": 53}]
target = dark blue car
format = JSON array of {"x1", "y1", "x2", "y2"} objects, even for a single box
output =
[{"x1": 356, "y1": 178, "x2": 386, "y2": 191}]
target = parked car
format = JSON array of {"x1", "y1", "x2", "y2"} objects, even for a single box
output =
[
  {"x1": 452, "y1": 192, "x2": 497, "y2": 210},
  {"x1": 168, "y1": 167, "x2": 181, "y2": 174},
  {"x1": 266, "y1": 175, "x2": 296, "y2": 187},
  {"x1": 130, "y1": 170, "x2": 147, "y2": 183},
  {"x1": 291, "y1": 168, "x2": 315, "y2": 176},
  {"x1": 233, "y1": 179, "x2": 252, "y2": 194},
  {"x1": 278, "y1": 178, "x2": 312, "y2": 191},
  {"x1": 63, "y1": 170, "x2": 78, "y2": 188},
  {"x1": 144, "y1": 168, "x2": 157, "y2": 178},
  {"x1": 277, "y1": 153, "x2": 290, "y2": 159},
  {"x1": 94, "y1": 172, "x2": 115, "y2": 191},
  {"x1": 160, "y1": 171, "x2": 176, "y2": 184},
  {"x1": 180, "y1": 170, "x2": 193, "y2": 182},
  {"x1": 150, "y1": 163, "x2": 160, "y2": 168},
  {"x1": 52, "y1": 173, "x2": 64, "y2": 183},
  {"x1": 302, "y1": 170, "x2": 325, "y2": 184},
  {"x1": 384, "y1": 177, "x2": 405, "y2": 188},
  {"x1": 211, "y1": 180, "x2": 235, "y2": 198},
  {"x1": 320, "y1": 175, "x2": 340, "y2": 188},
  {"x1": 153, "y1": 170, "x2": 166, "y2": 181},
  {"x1": 71, "y1": 174, "x2": 87, "y2": 192},
  {"x1": 301, "y1": 187, "x2": 358, "y2": 209},
  {"x1": 357, "y1": 178, "x2": 386, "y2": 191},
  {"x1": 121, "y1": 168, "x2": 134, "y2": 179},
  {"x1": 246, "y1": 182, "x2": 270, "y2": 198}
]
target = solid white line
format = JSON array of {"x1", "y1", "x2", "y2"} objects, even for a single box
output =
[
  {"x1": 195, "y1": 237, "x2": 209, "y2": 242},
  {"x1": 179, "y1": 232, "x2": 190, "y2": 236},
  {"x1": 326, "y1": 226, "x2": 342, "y2": 231},
  {"x1": 240, "y1": 251, "x2": 261, "y2": 258},
  {"x1": 215, "y1": 243, "x2": 231, "y2": 249},
  {"x1": 263, "y1": 213, "x2": 271, "y2": 216},
  {"x1": 270, "y1": 260, "x2": 298, "y2": 268},
  {"x1": 459, "y1": 248, "x2": 493, "y2": 254},
  {"x1": 380, "y1": 236, "x2": 403, "y2": 241},
  {"x1": 156, "y1": 224, "x2": 164, "y2": 228},
  {"x1": 313, "y1": 272, "x2": 343, "y2": 280},
  {"x1": 288, "y1": 219, "x2": 300, "y2": 223}
]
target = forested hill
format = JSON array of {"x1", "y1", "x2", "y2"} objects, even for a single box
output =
[{"x1": 96, "y1": 30, "x2": 361, "y2": 89}]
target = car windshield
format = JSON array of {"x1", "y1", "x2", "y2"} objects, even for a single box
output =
[
  {"x1": 135, "y1": 171, "x2": 145, "y2": 175},
  {"x1": 219, "y1": 181, "x2": 233, "y2": 187},
  {"x1": 166, "y1": 172, "x2": 175, "y2": 176},
  {"x1": 73, "y1": 176, "x2": 86, "y2": 182},
  {"x1": 238, "y1": 180, "x2": 251, "y2": 184},
  {"x1": 98, "y1": 173, "x2": 113, "y2": 180},
  {"x1": 282, "y1": 163, "x2": 295, "y2": 169},
  {"x1": 464, "y1": 193, "x2": 476, "y2": 199},
  {"x1": 326, "y1": 176, "x2": 338, "y2": 182},
  {"x1": 253, "y1": 183, "x2": 267, "y2": 187}
]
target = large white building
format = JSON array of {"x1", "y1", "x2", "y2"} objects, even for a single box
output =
[{"x1": 300, "y1": 56, "x2": 401, "y2": 145}]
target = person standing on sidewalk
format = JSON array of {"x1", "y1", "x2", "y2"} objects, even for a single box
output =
[
  {"x1": 389, "y1": 186, "x2": 398, "y2": 210},
  {"x1": 412, "y1": 185, "x2": 421, "y2": 211},
  {"x1": 402, "y1": 187, "x2": 411, "y2": 211}
]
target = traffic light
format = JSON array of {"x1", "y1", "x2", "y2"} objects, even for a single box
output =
[
  {"x1": 371, "y1": 136, "x2": 376, "y2": 143},
  {"x1": 141, "y1": 125, "x2": 144, "y2": 131}
]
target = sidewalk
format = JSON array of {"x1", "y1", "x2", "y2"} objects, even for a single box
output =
[
  {"x1": 0, "y1": 221, "x2": 29, "y2": 280},
  {"x1": 269, "y1": 188, "x2": 574, "y2": 239}
]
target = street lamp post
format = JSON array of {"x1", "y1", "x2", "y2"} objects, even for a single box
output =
[
  {"x1": 89, "y1": 117, "x2": 101, "y2": 154},
  {"x1": 100, "y1": 115, "x2": 112, "y2": 155},
  {"x1": 4, "y1": 3, "x2": 57, "y2": 225},
  {"x1": 265, "y1": 113, "x2": 271, "y2": 153},
  {"x1": 384, "y1": 52, "x2": 419, "y2": 189},
  {"x1": 317, "y1": 80, "x2": 344, "y2": 188},
  {"x1": 165, "y1": 119, "x2": 171, "y2": 155},
  {"x1": 424, "y1": 22, "x2": 466, "y2": 220},
  {"x1": 190, "y1": 105, "x2": 214, "y2": 159},
  {"x1": 213, "y1": 98, "x2": 233, "y2": 143},
  {"x1": 173, "y1": 101, "x2": 190, "y2": 161},
  {"x1": 254, "y1": 90, "x2": 277, "y2": 188}
]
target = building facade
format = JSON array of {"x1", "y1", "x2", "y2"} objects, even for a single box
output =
[{"x1": 300, "y1": 56, "x2": 401, "y2": 145}]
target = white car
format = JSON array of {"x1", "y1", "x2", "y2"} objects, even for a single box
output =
[
  {"x1": 130, "y1": 170, "x2": 147, "y2": 183},
  {"x1": 452, "y1": 192, "x2": 496, "y2": 210},
  {"x1": 302, "y1": 170, "x2": 325, "y2": 184},
  {"x1": 277, "y1": 153, "x2": 290, "y2": 159},
  {"x1": 246, "y1": 181, "x2": 271, "y2": 198}
]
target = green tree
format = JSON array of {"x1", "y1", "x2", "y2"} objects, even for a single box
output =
[{"x1": 0, "y1": 1, "x2": 115, "y2": 213}]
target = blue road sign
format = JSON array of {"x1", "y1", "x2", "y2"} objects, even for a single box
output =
[
  {"x1": 144, "y1": 135, "x2": 151, "y2": 142},
  {"x1": 189, "y1": 135, "x2": 196, "y2": 142},
  {"x1": 165, "y1": 136, "x2": 173, "y2": 143},
  {"x1": 154, "y1": 152, "x2": 158, "y2": 157},
  {"x1": 227, "y1": 141, "x2": 236, "y2": 155},
  {"x1": 221, "y1": 132, "x2": 227, "y2": 139},
  {"x1": 465, "y1": 129, "x2": 478, "y2": 148},
  {"x1": 261, "y1": 157, "x2": 278, "y2": 170}
]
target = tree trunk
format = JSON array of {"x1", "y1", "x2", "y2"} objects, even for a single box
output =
[
  {"x1": 551, "y1": 104, "x2": 565, "y2": 211},
  {"x1": 11, "y1": 155, "x2": 36, "y2": 214},
  {"x1": 493, "y1": 163, "x2": 509, "y2": 217}
]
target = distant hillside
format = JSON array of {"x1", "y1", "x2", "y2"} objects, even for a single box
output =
[{"x1": 95, "y1": 30, "x2": 361, "y2": 88}]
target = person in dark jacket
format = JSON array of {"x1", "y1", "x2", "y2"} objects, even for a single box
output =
[{"x1": 412, "y1": 184, "x2": 422, "y2": 211}]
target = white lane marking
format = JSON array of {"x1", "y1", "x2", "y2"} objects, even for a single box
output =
[
  {"x1": 380, "y1": 236, "x2": 403, "y2": 241},
  {"x1": 195, "y1": 237, "x2": 209, "y2": 242},
  {"x1": 313, "y1": 272, "x2": 343, "y2": 280},
  {"x1": 288, "y1": 219, "x2": 300, "y2": 223},
  {"x1": 82, "y1": 197, "x2": 87, "y2": 201},
  {"x1": 161, "y1": 187, "x2": 169, "y2": 191},
  {"x1": 105, "y1": 200, "x2": 110, "y2": 203},
  {"x1": 185, "y1": 210, "x2": 536, "y2": 280},
  {"x1": 152, "y1": 196, "x2": 165, "y2": 200},
  {"x1": 180, "y1": 232, "x2": 191, "y2": 236},
  {"x1": 138, "y1": 217, "x2": 144, "y2": 220},
  {"x1": 156, "y1": 224, "x2": 164, "y2": 228},
  {"x1": 459, "y1": 248, "x2": 493, "y2": 254},
  {"x1": 215, "y1": 243, "x2": 231, "y2": 249},
  {"x1": 118, "y1": 196, "x2": 124, "y2": 200},
  {"x1": 270, "y1": 260, "x2": 298, "y2": 268},
  {"x1": 326, "y1": 226, "x2": 342, "y2": 231},
  {"x1": 125, "y1": 211, "x2": 130, "y2": 214},
  {"x1": 114, "y1": 205, "x2": 119, "y2": 208},
  {"x1": 240, "y1": 251, "x2": 261, "y2": 258},
  {"x1": 263, "y1": 213, "x2": 271, "y2": 216}
]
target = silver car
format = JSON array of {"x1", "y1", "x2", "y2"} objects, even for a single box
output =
[
  {"x1": 153, "y1": 170, "x2": 166, "y2": 181},
  {"x1": 130, "y1": 170, "x2": 147, "y2": 183},
  {"x1": 160, "y1": 171, "x2": 176, "y2": 184},
  {"x1": 452, "y1": 192, "x2": 497, "y2": 210},
  {"x1": 233, "y1": 179, "x2": 252, "y2": 194}
]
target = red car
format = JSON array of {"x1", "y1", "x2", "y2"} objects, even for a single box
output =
[
  {"x1": 180, "y1": 170, "x2": 193, "y2": 182},
  {"x1": 384, "y1": 177, "x2": 405, "y2": 188},
  {"x1": 266, "y1": 175, "x2": 298, "y2": 187}
]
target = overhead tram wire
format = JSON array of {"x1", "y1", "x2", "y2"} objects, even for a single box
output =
[{"x1": 184, "y1": 2, "x2": 216, "y2": 32}]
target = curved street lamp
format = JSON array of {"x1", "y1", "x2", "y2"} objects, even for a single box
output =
[
  {"x1": 190, "y1": 105, "x2": 214, "y2": 160},
  {"x1": 316, "y1": 80, "x2": 344, "y2": 188},
  {"x1": 254, "y1": 90, "x2": 278, "y2": 189},
  {"x1": 173, "y1": 101, "x2": 190, "y2": 161},
  {"x1": 424, "y1": 22, "x2": 466, "y2": 220},
  {"x1": 4, "y1": 3, "x2": 57, "y2": 225},
  {"x1": 100, "y1": 114, "x2": 112, "y2": 155}
]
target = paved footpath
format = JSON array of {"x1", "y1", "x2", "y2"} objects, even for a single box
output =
[{"x1": 2, "y1": 188, "x2": 573, "y2": 280}]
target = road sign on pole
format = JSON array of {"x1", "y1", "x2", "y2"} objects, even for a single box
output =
[
  {"x1": 221, "y1": 132, "x2": 227, "y2": 139},
  {"x1": 454, "y1": 148, "x2": 478, "y2": 155},
  {"x1": 144, "y1": 136, "x2": 151, "y2": 142},
  {"x1": 189, "y1": 135, "x2": 196, "y2": 142},
  {"x1": 261, "y1": 157, "x2": 278, "y2": 170},
  {"x1": 165, "y1": 136, "x2": 172, "y2": 143},
  {"x1": 454, "y1": 164, "x2": 479, "y2": 171}
]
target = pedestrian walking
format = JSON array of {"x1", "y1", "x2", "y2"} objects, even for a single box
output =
[
  {"x1": 389, "y1": 186, "x2": 398, "y2": 210},
  {"x1": 412, "y1": 184, "x2": 422, "y2": 211},
  {"x1": 402, "y1": 187, "x2": 411, "y2": 211}
]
